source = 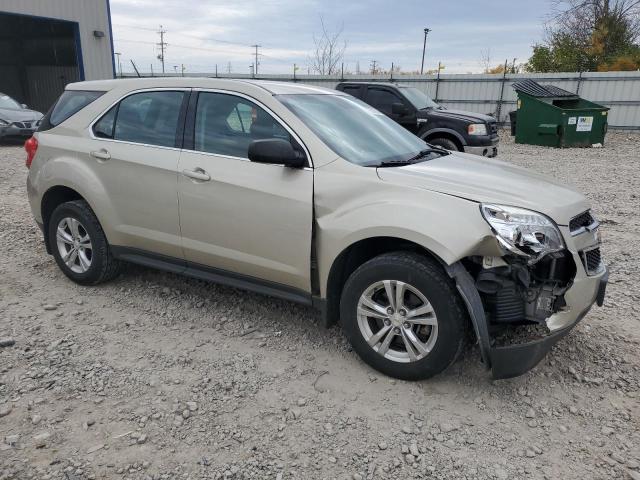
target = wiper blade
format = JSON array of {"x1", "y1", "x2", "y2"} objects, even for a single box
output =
[
  {"x1": 407, "y1": 147, "x2": 449, "y2": 162},
  {"x1": 371, "y1": 148, "x2": 449, "y2": 168},
  {"x1": 375, "y1": 159, "x2": 416, "y2": 168}
]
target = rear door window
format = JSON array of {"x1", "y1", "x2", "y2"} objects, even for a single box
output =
[
  {"x1": 365, "y1": 88, "x2": 401, "y2": 115},
  {"x1": 340, "y1": 85, "x2": 363, "y2": 99},
  {"x1": 39, "y1": 90, "x2": 105, "y2": 131},
  {"x1": 92, "y1": 91, "x2": 186, "y2": 148}
]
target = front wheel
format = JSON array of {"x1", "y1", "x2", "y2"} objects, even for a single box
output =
[
  {"x1": 428, "y1": 137, "x2": 459, "y2": 151},
  {"x1": 340, "y1": 252, "x2": 467, "y2": 380}
]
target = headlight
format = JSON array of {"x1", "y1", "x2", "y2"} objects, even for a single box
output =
[
  {"x1": 481, "y1": 204, "x2": 565, "y2": 263},
  {"x1": 468, "y1": 123, "x2": 487, "y2": 135},
  {"x1": 0, "y1": 118, "x2": 9, "y2": 126}
]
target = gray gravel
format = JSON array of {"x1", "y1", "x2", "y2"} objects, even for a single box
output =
[{"x1": 1, "y1": 131, "x2": 639, "y2": 480}]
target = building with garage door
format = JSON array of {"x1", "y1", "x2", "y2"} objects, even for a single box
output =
[{"x1": 0, "y1": 0, "x2": 115, "y2": 113}]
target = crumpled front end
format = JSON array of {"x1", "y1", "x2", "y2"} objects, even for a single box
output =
[{"x1": 453, "y1": 209, "x2": 607, "y2": 379}]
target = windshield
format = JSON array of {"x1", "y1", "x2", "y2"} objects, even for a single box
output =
[
  {"x1": 277, "y1": 93, "x2": 431, "y2": 166},
  {"x1": 399, "y1": 87, "x2": 439, "y2": 110},
  {"x1": 0, "y1": 94, "x2": 22, "y2": 110}
]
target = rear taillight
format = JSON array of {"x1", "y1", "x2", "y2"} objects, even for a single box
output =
[{"x1": 25, "y1": 136, "x2": 38, "y2": 169}]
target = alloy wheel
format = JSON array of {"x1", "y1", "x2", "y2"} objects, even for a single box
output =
[
  {"x1": 56, "y1": 217, "x2": 93, "y2": 274},
  {"x1": 357, "y1": 280, "x2": 438, "y2": 363}
]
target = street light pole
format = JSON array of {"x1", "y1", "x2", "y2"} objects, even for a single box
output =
[{"x1": 420, "y1": 28, "x2": 431, "y2": 75}]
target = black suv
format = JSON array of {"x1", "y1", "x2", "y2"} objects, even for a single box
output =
[{"x1": 336, "y1": 82, "x2": 499, "y2": 157}]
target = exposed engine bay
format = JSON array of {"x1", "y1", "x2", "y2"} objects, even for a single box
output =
[{"x1": 467, "y1": 251, "x2": 577, "y2": 326}]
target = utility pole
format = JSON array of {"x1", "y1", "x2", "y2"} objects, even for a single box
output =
[
  {"x1": 227, "y1": 62, "x2": 232, "y2": 74},
  {"x1": 370, "y1": 60, "x2": 378, "y2": 75},
  {"x1": 114, "y1": 52, "x2": 122, "y2": 78},
  {"x1": 157, "y1": 25, "x2": 167, "y2": 74},
  {"x1": 181, "y1": 64, "x2": 185, "y2": 76},
  {"x1": 251, "y1": 44, "x2": 261, "y2": 76},
  {"x1": 420, "y1": 28, "x2": 431, "y2": 75}
]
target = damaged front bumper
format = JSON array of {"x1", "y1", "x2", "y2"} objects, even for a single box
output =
[
  {"x1": 447, "y1": 260, "x2": 608, "y2": 380},
  {"x1": 490, "y1": 268, "x2": 607, "y2": 379}
]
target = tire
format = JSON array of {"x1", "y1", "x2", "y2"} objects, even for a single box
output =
[
  {"x1": 428, "y1": 137, "x2": 459, "y2": 151},
  {"x1": 340, "y1": 252, "x2": 467, "y2": 380},
  {"x1": 48, "y1": 200, "x2": 121, "y2": 285}
]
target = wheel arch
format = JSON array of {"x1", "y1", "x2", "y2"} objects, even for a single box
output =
[
  {"x1": 41, "y1": 186, "x2": 90, "y2": 254},
  {"x1": 420, "y1": 128, "x2": 466, "y2": 150},
  {"x1": 323, "y1": 236, "x2": 450, "y2": 328}
]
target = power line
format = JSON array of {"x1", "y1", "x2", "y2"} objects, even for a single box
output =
[{"x1": 114, "y1": 23, "x2": 256, "y2": 48}]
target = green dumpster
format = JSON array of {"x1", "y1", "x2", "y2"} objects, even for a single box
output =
[{"x1": 512, "y1": 79, "x2": 609, "y2": 147}]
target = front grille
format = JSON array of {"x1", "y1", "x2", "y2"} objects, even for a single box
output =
[
  {"x1": 489, "y1": 122, "x2": 498, "y2": 134},
  {"x1": 12, "y1": 121, "x2": 33, "y2": 129},
  {"x1": 581, "y1": 247, "x2": 603, "y2": 275},
  {"x1": 570, "y1": 210, "x2": 595, "y2": 233}
]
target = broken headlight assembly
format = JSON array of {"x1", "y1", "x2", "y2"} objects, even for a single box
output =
[{"x1": 480, "y1": 204, "x2": 565, "y2": 264}]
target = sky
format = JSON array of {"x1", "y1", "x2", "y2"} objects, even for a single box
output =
[{"x1": 110, "y1": 0, "x2": 553, "y2": 76}]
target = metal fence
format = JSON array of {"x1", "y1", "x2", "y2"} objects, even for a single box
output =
[{"x1": 123, "y1": 71, "x2": 640, "y2": 129}]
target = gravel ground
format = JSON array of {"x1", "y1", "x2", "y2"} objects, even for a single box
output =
[{"x1": 1, "y1": 132, "x2": 639, "y2": 480}]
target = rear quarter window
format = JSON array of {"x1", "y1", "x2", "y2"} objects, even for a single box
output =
[{"x1": 38, "y1": 90, "x2": 105, "y2": 132}]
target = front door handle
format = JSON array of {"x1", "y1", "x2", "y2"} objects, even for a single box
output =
[
  {"x1": 90, "y1": 149, "x2": 111, "y2": 161},
  {"x1": 182, "y1": 168, "x2": 211, "y2": 182}
]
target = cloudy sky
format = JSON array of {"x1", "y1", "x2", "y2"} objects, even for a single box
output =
[{"x1": 110, "y1": 0, "x2": 552, "y2": 75}]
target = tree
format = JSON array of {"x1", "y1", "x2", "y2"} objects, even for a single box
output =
[
  {"x1": 480, "y1": 48, "x2": 492, "y2": 73},
  {"x1": 526, "y1": 0, "x2": 640, "y2": 72},
  {"x1": 309, "y1": 17, "x2": 347, "y2": 75}
]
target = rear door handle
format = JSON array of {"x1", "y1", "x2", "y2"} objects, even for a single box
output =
[
  {"x1": 182, "y1": 168, "x2": 211, "y2": 182},
  {"x1": 90, "y1": 149, "x2": 111, "y2": 161}
]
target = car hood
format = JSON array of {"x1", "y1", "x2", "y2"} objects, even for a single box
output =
[
  {"x1": 0, "y1": 107, "x2": 43, "y2": 122},
  {"x1": 422, "y1": 108, "x2": 495, "y2": 123},
  {"x1": 376, "y1": 152, "x2": 589, "y2": 225}
]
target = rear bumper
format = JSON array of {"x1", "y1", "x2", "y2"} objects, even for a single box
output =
[{"x1": 490, "y1": 268, "x2": 608, "y2": 379}]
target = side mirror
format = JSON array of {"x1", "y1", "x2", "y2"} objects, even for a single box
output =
[
  {"x1": 392, "y1": 102, "x2": 409, "y2": 115},
  {"x1": 248, "y1": 138, "x2": 305, "y2": 168},
  {"x1": 21, "y1": 103, "x2": 28, "y2": 109}
]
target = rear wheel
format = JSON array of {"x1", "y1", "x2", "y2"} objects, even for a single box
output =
[
  {"x1": 340, "y1": 252, "x2": 467, "y2": 380},
  {"x1": 428, "y1": 137, "x2": 459, "y2": 151},
  {"x1": 48, "y1": 200, "x2": 121, "y2": 285}
]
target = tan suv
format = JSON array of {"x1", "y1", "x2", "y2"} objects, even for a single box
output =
[{"x1": 26, "y1": 78, "x2": 608, "y2": 380}]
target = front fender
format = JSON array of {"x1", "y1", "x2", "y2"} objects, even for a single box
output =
[{"x1": 314, "y1": 159, "x2": 501, "y2": 297}]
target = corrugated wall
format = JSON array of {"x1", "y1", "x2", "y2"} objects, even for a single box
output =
[
  {"x1": 152, "y1": 71, "x2": 640, "y2": 129},
  {"x1": 0, "y1": 0, "x2": 114, "y2": 80}
]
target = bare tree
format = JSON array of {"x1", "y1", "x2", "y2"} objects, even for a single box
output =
[
  {"x1": 548, "y1": 0, "x2": 640, "y2": 59},
  {"x1": 480, "y1": 48, "x2": 492, "y2": 73},
  {"x1": 309, "y1": 17, "x2": 347, "y2": 75},
  {"x1": 549, "y1": 0, "x2": 640, "y2": 42}
]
